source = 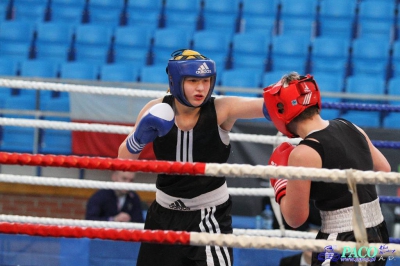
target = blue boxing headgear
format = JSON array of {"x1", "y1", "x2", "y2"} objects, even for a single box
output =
[{"x1": 166, "y1": 49, "x2": 217, "y2": 107}]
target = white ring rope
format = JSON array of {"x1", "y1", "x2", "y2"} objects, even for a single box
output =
[
  {"x1": 0, "y1": 78, "x2": 166, "y2": 98},
  {"x1": 0, "y1": 117, "x2": 301, "y2": 145},
  {"x1": 1, "y1": 166, "x2": 399, "y2": 192},
  {"x1": 204, "y1": 165, "x2": 400, "y2": 184},
  {"x1": 0, "y1": 174, "x2": 274, "y2": 197},
  {"x1": 2, "y1": 77, "x2": 400, "y2": 101}
]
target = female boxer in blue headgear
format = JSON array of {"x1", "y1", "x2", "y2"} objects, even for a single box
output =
[{"x1": 119, "y1": 49, "x2": 267, "y2": 266}]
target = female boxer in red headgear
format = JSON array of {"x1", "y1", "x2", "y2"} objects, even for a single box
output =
[{"x1": 264, "y1": 72, "x2": 390, "y2": 266}]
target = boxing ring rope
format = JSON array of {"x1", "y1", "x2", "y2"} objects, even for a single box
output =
[
  {"x1": 2, "y1": 77, "x2": 400, "y2": 103},
  {"x1": 1, "y1": 221, "x2": 398, "y2": 257},
  {"x1": 1, "y1": 117, "x2": 400, "y2": 149},
  {"x1": 1, "y1": 78, "x2": 400, "y2": 261},
  {"x1": 0, "y1": 152, "x2": 399, "y2": 184},
  {"x1": 0, "y1": 214, "x2": 317, "y2": 239}
]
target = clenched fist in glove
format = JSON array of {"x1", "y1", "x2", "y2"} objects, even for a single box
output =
[
  {"x1": 126, "y1": 103, "x2": 174, "y2": 154},
  {"x1": 268, "y1": 142, "x2": 295, "y2": 204}
]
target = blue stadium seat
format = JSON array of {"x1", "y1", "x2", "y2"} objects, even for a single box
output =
[
  {"x1": 387, "y1": 77, "x2": 400, "y2": 105},
  {"x1": 192, "y1": 30, "x2": 232, "y2": 59},
  {"x1": 231, "y1": 32, "x2": 271, "y2": 71},
  {"x1": 0, "y1": 58, "x2": 19, "y2": 77},
  {"x1": 34, "y1": 22, "x2": 75, "y2": 63},
  {"x1": 278, "y1": 0, "x2": 319, "y2": 36},
  {"x1": 345, "y1": 75, "x2": 386, "y2": 101},
  {"x1": 1, "y1": 97, "x2": 37, "y2": 153},
  {"x1": 279, "y1": 0, "x2": 319, "y2": 20},
  {"x1": 240, "y1": 0, "x2": 279, "y2": 20},
  {"x1": 17, "y1": 59, "x2": 59, "y2": 101},
  {"x1": 382, "y1": 113, "x2": 400, "y2": 129},
  {"x1": 269, "y1": 34, "x2": 310, "y2": 73},
  {"x1": 19, "y1": 60, "x2": 59, "y2": 79},
  {"x1": 99, "y1": 63, "x2": 140, "y2": 82},
  {"x1": 279, "y1": 17, "x2": 316, "y2": 39},
  {"x1": 59, "y1": 62, "x2": 99, "y2": 80},
  {"x1": 309, "y1": 36, "x2": 350, "y2": 77},
  {"x1": 390, "y1": 40, "x2": 400, "y2": 77},
  {"x1": 239, "y1": 15, "x2": 276, "y2": 35},
  {"x1": 383, "y1": 76, "x2": 400, "y2": 129},
  {"x1": 87, "y1": 0, "x2": 124, "y2": 27},
  {"x1": 0, "y1": 2, "x2": 8, "y2": 21},
  {"x1": 73, "y1": 24, "x2": 114, "y2": 64},
  {"x1": 40, "y1": 99, "x2": 71, "y2": 155},
  {"x1": 340, "y1": 110, "x2": 381, "y2": 128},
  {"x1": 151, "y1": 28, "x2": 193, "y2": 65},
  {"x1": 317, "y1": 0, "x2": 357, "y2": 38},
  {"x1": 350, "y1": 38, "x2": 391, "y2": 79},
  {"x1": 12, "y1": 0, "x2": 48, "y2": 22},
  {"x1": 220, "y1": 69, "x2": 262, "y2": 97},
  {"x1": 163, "y1": 0, "x2": 201, "y2": 32},
  {"x1": 139, "y1": 65, "x2": 169, "y2": 85},
  {"x1": 341, "y1": 74, "x2": 385, "y2": 128},
  {"x1": 344, "y1": 75, "x2": 386, "y2": 113},
  {"x1": 357, "y1": 1, "x2": 396, "y2": 23},
  {"x1": 49, "y1": 5, "x2": 84, "y2": 24},
  {"x1": 357, "y1": 20, "x2": 394, "y2": 42},
  {"x1": 262, "y1": 71, "x2": 285, "y2": 88},
  {"x1": 50, "y1": 0, "x2": 85, "y2": 7},
  {"x1": 164, "y1": 12, "x2": 199, "y2": 33},
  {"x1": 0, "y1": 42, "x2": 31, "y2": 60},
  {"x1": 356, "y1": 1, "x2": 396, "y2": 41},
  {"x1": 312, "y1": 73, "x2": 344, "y2": 120},
  {"x1": 0, "y1": 20, "x2": 35, "y2": 44},
  {"x1": 112, "y1": 26, "x2": 153, "y2": 66},
  {"x1": 202, "y1": 0, "x2": 241, "y2": 33},
  {"x1": 0, "y1": 58, "x2": 18, "y2": 108},
  {"x1": 126, "y1": 0, "x2": 163, "y2": 30},
  {"x1": 0, "y1": 21, "x2": 35, "y2": 60}
]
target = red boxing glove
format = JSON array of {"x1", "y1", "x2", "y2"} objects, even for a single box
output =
[{"x1": 269, "y1": 142, "x2": 295, "y2": 204}]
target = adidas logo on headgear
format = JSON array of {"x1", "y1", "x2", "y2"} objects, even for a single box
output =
[{"x1": 196, "y1": 62, "x2": 212, "y2": 74}]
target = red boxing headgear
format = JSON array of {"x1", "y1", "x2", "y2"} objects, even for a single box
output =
[{"x1": 263, "y1": 74, "x2": 321, "y2": 138}]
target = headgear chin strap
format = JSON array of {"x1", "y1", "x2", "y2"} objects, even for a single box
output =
[
  {"x1": 263, "y1": 74, "x2": 321, "y2": 138},
  {"x1": 166, "y1": 49, "x2": 217, "y2": 107}
]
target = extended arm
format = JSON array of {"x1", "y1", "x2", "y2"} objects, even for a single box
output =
[{"x1": 215, "y1": 96, "x2": 267, "y2": 131}]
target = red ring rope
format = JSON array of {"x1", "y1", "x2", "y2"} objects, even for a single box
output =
[
  {"x1": 0, "y1": 152, "x2": 206, "y2": 175},
  {"x1": 0, "y1": 222, "x2": 191, "y2": 245}
]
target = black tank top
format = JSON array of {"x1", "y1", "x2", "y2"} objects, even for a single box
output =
[
  {"x1": 299, "y1": 118, "x2": 377, "y2": 211},
  {"x1": 153, "y1": 95, "x2": 231, "y2": 198}
]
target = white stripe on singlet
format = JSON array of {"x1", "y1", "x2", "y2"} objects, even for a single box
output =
[
  {"x1": 199, "y1": 208, "x2": 231, "y2": 266},
  {"x1": 321, "y1": 233, "x2": 338, "y2": 266},
  {"x1": 176, "y1": 129, "x2": 194, "y2": 162}
]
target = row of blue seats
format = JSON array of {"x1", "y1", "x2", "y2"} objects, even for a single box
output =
[
  {"x1": 1, "y1": 58, "x2": 400, "y2": 100},
  {"x1": 0, "y1": 58, "x2": 399, "y2": 129},
  {"x1": 0, "y1": 96, "x2": 71, "y2": 155},
  {"x1": 3, "y1": 20, "x2": 400, "y2": 83},
  {"x1": 2, "y1": 0, "x2": 400, "y2": 41}
]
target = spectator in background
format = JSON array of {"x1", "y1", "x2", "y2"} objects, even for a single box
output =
[{"x1": 85, "y1": 170, "x2": 144, "y2": 222}]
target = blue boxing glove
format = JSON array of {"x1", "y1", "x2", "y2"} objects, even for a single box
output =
[
  {"x1": 126, "y1": 103, "x2": 174, "y2": 154},
  {"x1": 263, "y1": 104, "x2": 271, "y2": 121}
]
